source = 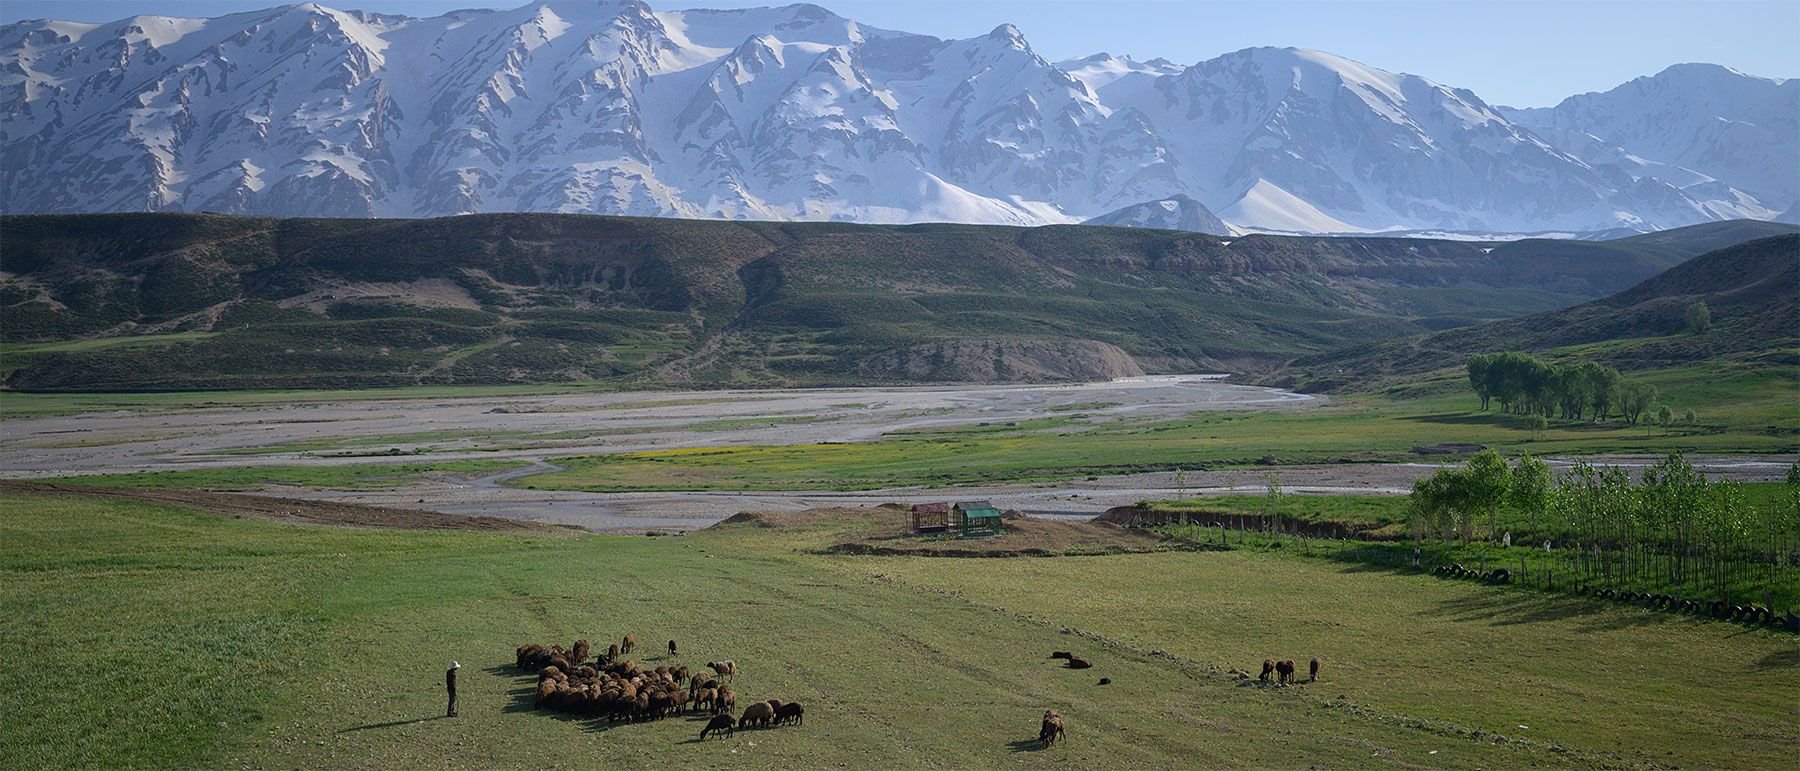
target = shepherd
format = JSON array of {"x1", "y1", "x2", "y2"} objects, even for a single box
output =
[{"x1": 446, "y1": 661, "x2": 460, "y2": 717}]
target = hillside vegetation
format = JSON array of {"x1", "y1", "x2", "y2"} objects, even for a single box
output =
[
  {"x1": 3, "y1": 213, "x2": 1786, "y2": 391},
  {"x1": 1279, "y1": 234, "x2": 1800, "y2": 394}
]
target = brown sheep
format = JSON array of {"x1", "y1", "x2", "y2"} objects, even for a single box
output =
[
  {"x1": 1276, "y1": 660, "x2": 1296, "y2": 685},
  {"x1": 671, "y1": 689, "x2": 690, "y2": 715},
  {"x1": 1039, "y1": 710, "x2": 1066, "y2": 748},
  {"x1": 621, "y1": 634, "x2": 636, "y2": 655},
  {"x1": 669, "y1": 639, "x2": 678, "y2": 657},
  {"x1": 606, "y1": 643, "x2": 620, "y2": 663},
  {"x1": 1309, "y1": 657, "x2": 1321, "y2": 682},
  {"x1": 1050, "y1": 651, "x2": 1072, "y2": 660},
  {"x1": 674, "y1": 665, "x2": 691, "y2": 684},
  {"x1": 775, "y1": 702, "x2": 805, "y2": 726},
  {"x1": 1066, "y1": 656, "x2": 1092, "y2": 669},
  {"x1": 709, "y1": 660, "x2": 738, "y2": 681},
  {"x1": 701, "y1": 713, "x2": 736, "y2": 740},
  {"x1": 694, "y1": 687, "x2": 716, "y2": 713},
  {"x1": 571, "y1": 638, "x2": 591, "y2": 665},
  {"x1": 741, "y1": 701, "x2": 776, "y2": 727},
  {"x1": 715, "y1": 689, "x2": 737, "y2": 716},
  {"x1": 689, "y1": 671, "x2": 715, "y2": 692},
  {"x1": 1259, "y1": 659, "x2": 1275, "y2": 682},
  {"x1": 534, "y1": 679, "x2": 558, "y2": 708}
]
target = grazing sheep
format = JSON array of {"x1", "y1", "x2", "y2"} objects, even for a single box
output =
[
  {"x1": 1066, "y1": 656, "x2": 1092, "y2": 669},
  {"x1": 674, "y1": 665, "x2": 691, "y2": 684},
  {"x1": 715, "y1": 689, "x2": 737, "y2": 716},
  {"x1": 535, "y1": 679, "x2": 558, "y2": 708},
  {"x1": 775, "y1": 702, "x2": 805, "y2": 726},
  {"x1": 694, "y1": 687, "x2": 716, "y2": 713},
  {"x1": 741, "y1": 701, "x2": 776, "y2": 727},
  {"x1": 709, "y1": 660, "x2": 738, "y2": 681},
  {"x1": 1050, "y1": 651, "x2": 1073, "y2": 660},
  {"x1": 1039, "y1": 710, "x2": 1065, "y2": 748},
  {"x1": 1276, "y1": 660, "x2": 1296, "y2": 685},
  {"x1": 621, "y1": 634, "x2": 636, "y2": 655},
  {"x1": 1309, "y1": 657, "x2": 1322, "y2": 682},
  {"x1": 1259, "y1": 660, "x2": 1275, "y2": 682},
  {"x1": 606, "y1": 643, "x2": 620, "y2": 663},
  {"x1": 690, "y1": 672, "x2": 715, "y2": 697},
  {"x1": 700, "y1": 714, "x2": 736, "y2": 740},
  {"x1": 572, "y1": 639, "x2": 591, "y2": 665},
  {"x1": 669, "y1": 640, "x2": 678, "y2": 657}
]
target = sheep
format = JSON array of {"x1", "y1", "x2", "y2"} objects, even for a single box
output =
[
  {"x1": 669, "y1": 639, "x2": 679, "y2": 657},
  {"x1": 535, "y1": 679, "x2": 559, "y2": 708},
  {"x1": 741, "y1": 701, "x2": 776, "y2": 727},
  {"x1": 1309, "y1": 657, "x2": 1322, "y2": 682},
  {"x1": 674, "y1": 665, "x2": 691, "y2": 684},
  {"x1": 700, "y1": 714, "x2": 736, "y2": 740},
  {"x1": 709, "y1": 660, "x2": 738, "y2": 681},
  {"x1": 671, "y1": 689, "x2": 690, "y2": 715},
  {"x1": 690, "y1": 673, "x2": 715, "y2": 699},
  {"x1": 1259, "y1": 659, "x2": 1275, "y2": 682},
  {"x1": 621, "y1": 634, "x2": 636, "y2": 655},
  {"x1": 694, "y1": 687, "x2": 716, "y2": 713},
  {"x1": 1066, "y1": 656, "x2": 1092, "y2": 669},
  {"x1": 775, "y1": 702, "x2": 805, "y2": 726},
  {"x1": 1050, "y1": 651, "x2": 1073, "y2": 660},
  {"x1": 1039, "y1": 710, "x2": 1065, "y2": 748},
  {"x1": 571, "y1": 638, "x2": 591, "y2": 665},
  {"x1": 1276, "y1": 660, "x2": 1296, "y2": 685},
  {"x1": 715, "y1": 689, "x2": 737, "y2": 716},
  {"x1": 606, "y1": 643, "x2": 620, "y2": 664}
]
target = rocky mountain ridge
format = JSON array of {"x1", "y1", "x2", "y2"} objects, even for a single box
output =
[{"x1": 1, "y1": 1, "x2": 1791, "y2": 234}]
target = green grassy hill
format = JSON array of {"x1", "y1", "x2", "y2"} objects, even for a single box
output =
[
  {"x1": 2, "y1": 213, "x2": 1788, "y2": 391},
  {"x1": 1279, "y1": 234, "x2": 1800, "y2": 394}
]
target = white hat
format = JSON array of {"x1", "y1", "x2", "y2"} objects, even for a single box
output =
[{"x1": 452, "y1": 661, "x2": 461, "y2": 669}]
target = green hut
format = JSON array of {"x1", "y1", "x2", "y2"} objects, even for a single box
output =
[{"x1": 953, "y1": 500, "x2": 1002, "y2": 537}]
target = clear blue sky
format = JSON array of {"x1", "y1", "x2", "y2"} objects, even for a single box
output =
[{"x1": 5, "y1": 0, "x2": 1795, "y2": 107}]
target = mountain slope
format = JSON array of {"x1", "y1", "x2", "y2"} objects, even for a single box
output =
[
  {"x1": 2, "y1": 212, "x2": 1788, "y2": 391},
  {"x1": 0, "y1": 2, "x2": 1789, "y2": 233},
  {"x1": 1281, "y1": 234, "x2": 1800, "y2": 393},
  {"x1": 1082, "y1": 194, "x2": 1227, "y2": 235},
  {"x1": 1504, "y1": 64, "x2": 1799, "y2": 212}
]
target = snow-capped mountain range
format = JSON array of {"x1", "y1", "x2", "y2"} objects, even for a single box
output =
[{"x1": 2, "y1": 1, "x2": 1793, "y2": 235}]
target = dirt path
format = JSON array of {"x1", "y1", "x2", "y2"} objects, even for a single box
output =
[{"x1": 0, "y1": 480, "x2": 581, "y2": 534}]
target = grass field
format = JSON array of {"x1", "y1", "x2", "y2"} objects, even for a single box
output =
[
  {"x1": 520, "y1": 367, "x2": 1796, "y2": 492},
  {"x1": 3, "y1": 489, "x2": 1792, "y2": 769}
]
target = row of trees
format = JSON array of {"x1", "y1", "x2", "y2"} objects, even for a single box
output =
[
  {"x1": 1409, "y1": 451, "x2": 1799, "y2": 602},
  {"x1": 1465, "y1": 352, "x2": 1661, "y2": 424}
]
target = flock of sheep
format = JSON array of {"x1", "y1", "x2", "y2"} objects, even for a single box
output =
[
  {"x1": 514, "y1": 635, "x2": 1335, "y2": 750},
  {"x1": 514, "y1": 635, "x2": 804, "y2": 739}
]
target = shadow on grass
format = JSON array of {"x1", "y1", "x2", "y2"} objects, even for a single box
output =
[
  {"x1": 1756, "y1": 646, "x2": 1798, "y2": 669},
  {"x1": 1426, "y1": 590, "x2": 1665, "y2": 633},
  {"x1": 1007, "y1": 738, "x2": 1047, "y2": 753},
  {"x1": 338, "y1": 715, "x2": 448, "y2": 733}
]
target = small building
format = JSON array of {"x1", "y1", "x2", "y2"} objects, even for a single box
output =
[
  {"x1": 911, "y1": 502, "x2": 952, "y2": 533},
  {"x1": 953, "y1": 500, "x2": 1002, "y2": 537}
]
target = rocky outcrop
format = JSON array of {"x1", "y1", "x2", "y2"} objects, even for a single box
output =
[{"x1": 855, "y1": 340, "x2": 1143, "y2": 383}]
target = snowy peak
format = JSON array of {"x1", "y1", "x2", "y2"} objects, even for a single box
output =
[
  {"x1": 1503, "y1": 62, "x2": 1799, "y2": 208},
  {"x1": 0, "y1": 1, "x2": 1791, "y2": 236}
]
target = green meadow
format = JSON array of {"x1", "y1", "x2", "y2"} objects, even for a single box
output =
[{"x1": 3, "y1": 489, "x2": 1794, "y2": 769}]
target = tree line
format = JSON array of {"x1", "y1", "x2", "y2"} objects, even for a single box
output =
[
  {"x1": 1409, "y1": 451, "x2": 1799, "y2": 603},
  {"x1": 1465, "y1": 352, "x2": 1663, "y2": 425}
]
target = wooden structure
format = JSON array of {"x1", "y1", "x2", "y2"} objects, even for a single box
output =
[
  {"x1": 910, "y1": 502, "x2": 952, "y2": 533},
  {"x1": 954, "y1": 500, "x2": 1002, "y2": 537}
]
